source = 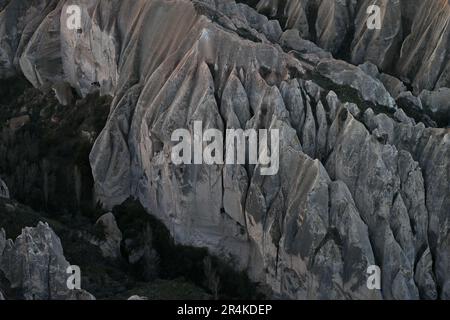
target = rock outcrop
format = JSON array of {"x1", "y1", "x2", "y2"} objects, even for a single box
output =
[
  {"x1": 0, "y1": 0, "x2": 448, "y2": 300},
  {"x1": 315, "y1": 58, "x2": 396, "y2": 110},
  {"x1": 419, "y1": 88, "x2": 450, "y2": 126},
  {"x1": 92, "y1": 213, "x2": 123, "y2": 260},
  {"x1": 0, "y1": 179, "x2": 9, "y2": 199},
  {"x1": 252, "y1": 0, "x2": 450, "y2": 93},
  {"x1": 127, "y1": 295, "x2": 148, "y2": 300},
  {"x1": 0, "y1": 222, "x2": 94, "y2": 300}
]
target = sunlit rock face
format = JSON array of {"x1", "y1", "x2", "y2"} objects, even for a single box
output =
[{"x1": 0, "y1": 0, "x2": 449, "y2": 299}]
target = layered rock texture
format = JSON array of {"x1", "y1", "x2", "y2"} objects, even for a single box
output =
[
  {"x1": 0, "y1": 222, "x2": 94, "y2": 300},
  {"x1": 0, "y1": 0, "x2": 449, "y2": 299}
]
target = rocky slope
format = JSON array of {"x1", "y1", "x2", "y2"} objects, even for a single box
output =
[
  {"x1": 252, "y1": 0, "x2": 450, "y2": 94},
  {"x1": 0, "y1": 0, "x2": 449, "y2": 299}
]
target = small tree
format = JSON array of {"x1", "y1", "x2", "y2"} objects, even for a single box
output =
[
  {"x1": 203, "y1": 256, "x2": 220, "y2": 300},
  {"x1": 74, "y1": 165, "x2": 82, "y2": 214}
]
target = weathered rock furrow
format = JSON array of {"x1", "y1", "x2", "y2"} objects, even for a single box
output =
[
  {"x1": 251, "y1": 0, "x2": 450, "y2": 93},
  {"x1": 0, "y1": 0, "x2": 448, "y2": 299},
  {"x1": 0, "y1": 222, "x2": 94, "y2": 300}
]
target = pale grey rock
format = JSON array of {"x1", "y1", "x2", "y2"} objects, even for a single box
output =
[
  {"x1": 197, "y1": 0, "x2": 284, "y2": 44},
  {"x1": 343, "y1": 102, "x2": 360, "y2": 118},
  {"x1": 52, "y1": 82, "x2": 74, "y2": 106},
  {"x1": 0, "y1": 0, "x2": 59, "y2": 78},
  {"x1": 0, "y1": 222, "x2": 94, "y2": 300},
  {"x1": 393, "y1": 109, "x2": 415, "y2": 126},
  {"x1": 254, "y1": 0, "x2": 450, "y2": 92},
  {"x1": 395, "y1": 91, "x2": 437, "y2": 127},
  {"x1": 359, "y1": 62, "x2": 380, "y2": 80},
  {"x1": 223, "y1": 165, "x2": 248, "y2": 227},
  {"x1": 380, "y1": 73, "x2": 407, "y2": 100},
  {"x1": 260, "y1": 19, "x2": 283, "y2": 43},
  {"x1": 304, "y1": 80, "x2": 322, "y2": 103},
  {"x1": 351, "y1": 0, "x2": 403, "y2": 71},
  {"x1": 0, "y1": 228, "x2": 5, "y2": 256},
  {"x1": 128, "y1": 295, "x2": 148, "y2": 300},
  {"x1": 328, "y1": 180, "x2": 381, "y2": 300},
  {"x1": 0, "y1": 0, "x2": 448, "y2": 301},
  {"x1": 419, "y1": 88, "x2": 450, "y2": 125},
  {"x1": 252, "y1": 121, "x2": 379, "y2": 299},
  {"x1": 315, "y1": 0, "x2": 354, "y2": 55},
  {"x1": 94, "y1": 213, "x2": 122, "y2": 260},
  {"x1": 280, "y1": 29, "x2": 332, "y2": 63},
  {"x1": 316, "y1": 59, "x2": 396, "y2": 110},
  {"x1": 221, "y1": 69, "x2": 251, "y2": 129},
  {"x1": 280, "y1": 79, "x2": 305, "y2": 139},
  {"x1": 415, "y1": 248, "x2": 438, "y2": 300},
  {"x1": 301, "y1": 97, "x2": 316, "y2": 158},
  {"x1": 315, "y1": 101, "x2": 328, "y2": 160},
  {"x1": 363, "y1": 108, "x2": 449, "y2": 299},
  {"x1": 18, "y1": 0, "x2": 65, "y2": 90},
  {"x1": 325, "y1": 90, "x2": 339, "y2": 123},
  {"x1": 283, "y1": 0, "x2": 310, "y2": 38},
  {"x1": 256, "y1": 0, "x2": 312, "y2": 40},
  {"x1": 324, "y1": 104, "x2": 446, "y2": 299},
  {"x1": 396, "y1": 0, "x2": 450, "y2": 93},
  {"x1": 389, "y1": 193, "x2": 415, "y2": 265}
]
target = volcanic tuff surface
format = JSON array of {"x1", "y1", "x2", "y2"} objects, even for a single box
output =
[
  {"x1": 0, "y1": 0, "x2": 449, "y2": 299},
  {"x1": 0, "y1": 222, "x2": 95, "y2": 300},
  {"x1": 253, "y1": 0, "x2": 450, "y2": 94}
]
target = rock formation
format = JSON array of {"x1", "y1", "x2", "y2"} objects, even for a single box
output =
[
  {"x1": 0, "y1": 178, "x2": 9, "y2": 199},
  {"x1": 0, "y1": 0, "x2": 448, "y2": 299},
  {"x1": 0, "y1": 222, "x2": 94, "y2": 300},
  {"x1": 253, "y1": 0, "x2": 450, "y2": 94},
  {"x1": 86, "y1": 212, "x2": 123, "y2": 260},
  {"x1": 128, "y1": 295, "x2": 148, "y2": 300}
]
